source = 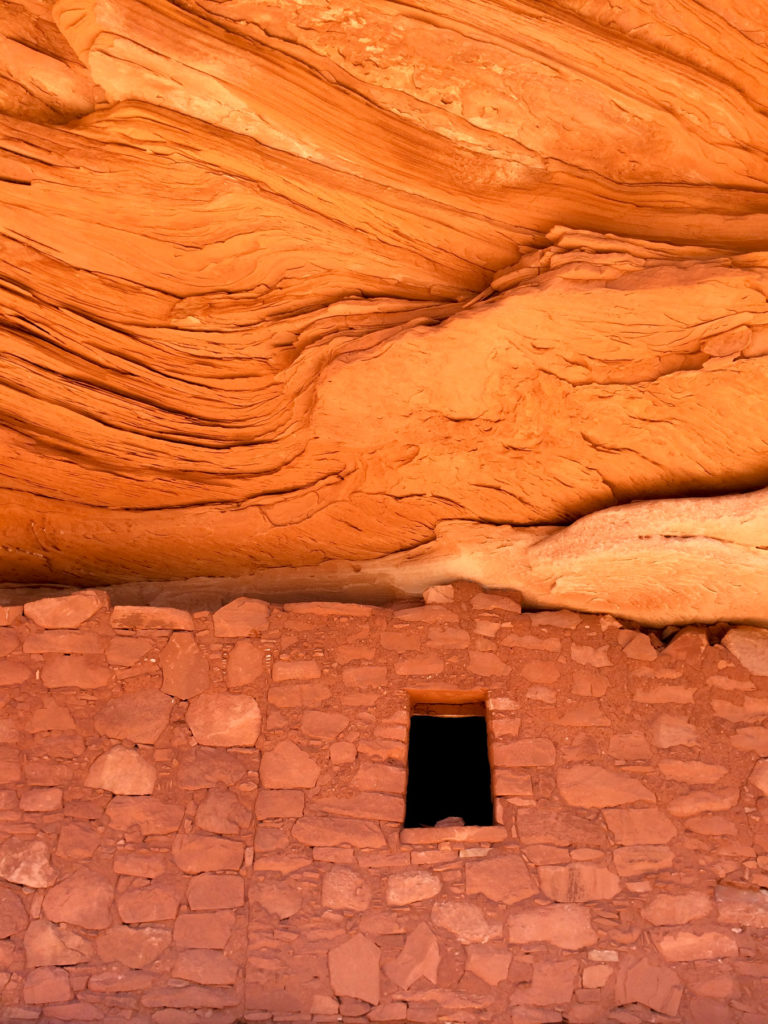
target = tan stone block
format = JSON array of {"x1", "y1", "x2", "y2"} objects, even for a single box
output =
[
  {"x1": 557, "y1": 765, "x2": 655, "y2": 807},
  {"x1": 85, "y1": 745, "x2": 157, "y2": 795},
  {"x1": 24, "y1": 591, "x2": 107, "y2": 629},
  {"x1": 94, "y1": 690, "x2": 172, "y2": 744},
  {"x1": 171, "y1": 834, "x2": 244, "y2": 874},
  {"x1": 255, "y1": 789, "x2": 304, "y2": 819},
  {"x1": 41, "y1": 654, "x2": 110, "y2": 689},
  {"x1": 188, "y1": 873, "x2": 244, "y2": 911},
  {"x1": 538, "y1": 863, "x2": 620, "y2": 902},
  {"x1": 655, "y1": 929, "x2": 739, "y2": 961},
  {"x1": 613, "y1": 845, "x2": 675, "y2": 876},
  {"x1": 642, "y1": 892, "x2": 712, "y2": 926},
  {"x1": 43, "y1": 871, "x2": 114, "y2": 929},
  {"x1": 195, "y1": 789, "x2": 252, "y2": 834},
  {"x1": 329, "y1": 933, "x2": 380, "y2": 1004},
  {"x1": 603, "y1": 808, "x2": 677, "y2": 845},
  {"x1": 465, "y1": 854, "x2": 537, "y2": 905},
  {"x1": 23, "y1": 966, "x2": 72, "y2": 1004},
  {"x1": 212, "y1": 597, "x2": 269, "y2": 637},
  {"x1": 260, "y1": 739, "x2": 319, "y2": 788},
  {"x1": 322, "y1": 866, "x2": 372, "y2": 911},
  {"x1": 106, "y1": 795, "x2": 184, "y2": 835},
  {"x1": 0, "y1": 838, "x2": 56, "y2": 888},
  {"x1": 159, "y1": 632, "x2": 209, "y2": 698},
  {"x1": 111, "y1": 606, "x2": 194, "y2": 630},
  {"x1": 507, "y1": 905, "x2": 596, "y2": 949},
  {"x1": 96, "y1": 925, "x2": 171, "y2": 968},
  {"x1": 186, "y1": 692, "x2": 261, "y2": 747},
  {"x1": 386, "y1": 870, "x2": 440, "y2": 906},
  {"x1": 24, "y1": 919, "x2": 90, "y2": 967},
  {"x1": 173, "y1": 948, "x2": 238, "y2": 985}
]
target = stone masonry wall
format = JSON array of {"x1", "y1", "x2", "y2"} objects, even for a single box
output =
[{"x1": 2, "y1": 581, "x2": 768, "y2": 1023}]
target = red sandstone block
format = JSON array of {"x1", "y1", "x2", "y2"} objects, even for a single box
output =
[
  {"x1": 283, "y1": 601, "x2": 372, "y2": 617},
  {"x1": 187, "y1": 692, "x2": 261, "y2": 747},
  {"x1": 394, "y1": 606, "x2": 459, "y2": 623},
  {"x1": 260, "y1": 739, "x2": 319, "y2": 789},
  {"x1": 23, "y1": 966, "x2": 72, "y2": 1004},
  {"x1": 24, "y1": 590, "x2": 107, "y2": 629},
  {"x1": 141, "y1": 984, "x2": 240, "y2": 1008},
  {"x1": 494, "y1": 738, "x2": 556, "y2": 767},
  {"x1": 255, "y1": 789, "x2": 305, "y2": 819},
  {"x1": 113, "y1": 848, "x2": 168, "y2": 878},
  {"x1": 0, "y1": 629, "x2": 19, "y2": 656},
  {"x1": 212, "y1": 597, "x2": 269, "y2": 637},
  {"x1": 0, "y1": 659, "x2": 31, "y2": 687},
  {"x1": 0, "y1": 606, "x2": 22, "y2": 626},
  {"x1": 268, "y1": 682, "x2": 331, "y2": 707},
  {"x1": 159, "y1": 632, "x2": 209, "y2": 699},
  {"x1": 27, "y1": 632, "x2": 104, "y2": 655},
  {"x1": 173, "y1": 911, "x2": 235, "y2": 949},
  {"x1": 171, "y1": 834, "x2": 245, "y2": 873},
  {"x1": 292, "y1": 815, "x2": 387, "y2": 849},
  {"x1": 341, "y1": 664, "x2": 387, "y2": 686},
  {"x1": 394, "y1": 654, "x2": 445, "y2": 676},
  {"x1": 471, "y1": 591, "x2": 522, "y2": 613},
  {"x1": 105, "y1": 636, "x2": 154, "y2": 666},
  {"x1": 107, "y1": 795, "x2": 184, "y2": 836},
  {"x1": 272, "y1": 659, "x2": 322, "y2": 682},
  {"x1": 95, "y1": 925, "x2": 171, "y2": 968},
  {"x1": 43, "y1": 871, "x2": 114, "y2": 930},
  {"x1": 227, "y1": 639, "x2": 265, "y2": 688},
  {"x1": 111, "y1": 606, "x2": 194, "y2": 630},
  {"x1": 467, "y1": 650, "x2": 508, "y2": 676},
  {"x1": 172, "y1": 948, "x2": 238, "y2": 985},
  {"x1": 40, "y1": 653, "x2": 110, "y2": 689},
  {"x1": 187, "y1": 873, "x2": 245, "y2": 911},
  {"x1": 315, "y1": 793, "x2": 404, "y2": 822}
]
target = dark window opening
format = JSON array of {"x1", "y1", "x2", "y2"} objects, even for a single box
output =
[{"x1": 404, "y1": 700, "x2": 493, "y2": 828}]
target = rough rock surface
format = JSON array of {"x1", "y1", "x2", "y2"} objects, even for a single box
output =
[{"x1": 1, "y1": 1, "x2": 768, "y2": 624}]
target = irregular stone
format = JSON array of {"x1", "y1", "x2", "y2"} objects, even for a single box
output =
[
  {"x1": 0, "y1": 746, "x2": 21, "y2": 785},
  {"x1": 557, "y1": 765, "x2": 655, "y2": 807},
  {"x1": 195, "y1": 789, "x2": 252, "y2": 834},
  {"x1": 43, "y1": 871, "x2": 114, "y2": 929},
  {"x1": 613, "y1": 845, "x2": 675, "y2": 876},
  {"x1": 749, "y1": 759, "x2": 768, "y2": 796},
  {"x1": 41, "y1": 654, "x2": 110, "y2": 689},
  {"x1": 88, "y1": 967, "x2": 156, "y2": 993},
  {"x1": 20, "y1": 787, "x2": 63, "y2": 812},
  {"x1": 650, "y1": 714, "x2": 698, "y2": 748},
  {"x1": 255, "y1": 789, "x2": 305, "y2": 819},
  {"x1": 315, "y1": 793, "x2": 403, "y2": 821},
  {"x1": 24, "y1": 591, "x2": 106, "y2": 629},
  {"x1": 538, "y1": 863, "x2": 621, "y2": 902},
  {"x1": 25, "y1": 700, "x2": 76, "y2": 733},
  {"x1": 322, "y1": 867, "x2": 373, "y2": 911},
  {"x1": 23, "y1": 966, "x2": 72, "y2": 1004},
  {"x1": 187, "y1": 874, "x2": 244, "y2": 911},
  {"x1": 634, "y1": 685, "x2": 694, "y2": 703},
  {"x1": 656, "y1": 930, "x2": 739, "y2": 961},
  {"x1": 507, "y1": 905, "x2": 597, "y2": 949},
  {"x1": 571, "y1": 644, "x2": 611, "y2": 667},
  {"x1": 56, "y1": 822, "x2": 100, "y2": 860},
  {"x1": 468, "y1": 650, "x2": 508, "y2": 676},
  {"x1": 465, "y1": 854, "x2": 537, "y2": 905},
  {"x1": 732, "y1": 727, "x2": 768, "y2": 754},
  {"x1": 513, "y1": 958, "x2": 580, "y2": 1005},
  {"x1": 603, "y1": 808, "x2": 677, "y2": 845},
  {"x1": 94, "y1": 691, "x2": 172, "y2": 744},
  {"x1": 722, "y1": 627, "x2": 768, "y2": 675},
  {"x1": 667, "y1": 789, "x2": 739, "y2": 816},
  {"x1": 171, "y1": 835, "x2": 244, "y2": 873},
  {"x1": 353, "y1": 763, "x2": 405, "y2": 794},
  {"x1": 494, "y1": 738, "x2": 556, "y2": 767},
  {"x1": 386, "y1": 870, "x2": 440, "y2": 906},
  {"x1": 466, "y1": 945, "x2": 511, "y2": 986},
  {"x1": 252, "y1": 880, "x2": 303, "y2": 919},
  {"x1": 159, "y1": 632, "x2": 209, "y2": 698},
  {"x1": 329, "y1": 933, "x2": 380, "y2": 1005},
  {"x1": 521, "y1": 660, "x2": 561, "y2": 684},
  {"x1": 272, "y1": 659, "x2": 322, "y2": 682},
  {"x1": 431, "y1": 900, "x2": 494, "y2": 943},
  {"x1": 715, "y1": 883, "x2": 768, "y2": 928},
  {"x1": 620, "y1": 632, "x2": 659, "y2": 661},
  {"x1": 117, "y1": 877, "x2": 184, "y2": 924},
  {"x1": 111, "y1": 606, "x2": 194, "y2": 630},
  {"x1": 96, "y1": 929, "x2": 173, "y2": 966},
  {"x1": 293, "y1": 816, "x2": 386, "y2": 848},
  {"x1": 301, "y1": 709, "x2": 349, "y2": 740},
  {"x1": 141, "y1": 984, "x2": 240, "y2": 1008},
  {"x1": 106, "y1": 796, "x2": 184, "y2": 835},
  {"x1": 0, "y1": 838, "x2": 56, "y2": 888},
  {"x1": 24, "y1": 919, "x2": 91, "y2": 967},
  {"x1": 516, "y1": 806, "x2": 607, "y2": 847},
  {"x1": 173, "y1": 911, "x2": 235, "y2": 950},
  {"x1": 177, "y1": 747, "x2": 248, "y2": 789},
  {"x1": 226, "y1": 639, "x2": 265, "y2": 687},
  {"x1": 260, "y1": 739, "x2": 319, "y2": 788},
  {"x1": 0, "y1": 660, "x2": 31, "y2": 687},
  {"x1": 113, "y1": 849, "x2": 168, "y2": 878},
  {"x1": 105, "y1": 636, "x2": 153, "y2": 667},
  {"x1": 658, "y1": 759, "x2": 728, "y2": 783},
  {"x1": 0, "y1": 886, "x2": 27, "y2": 938},
  {"x1": 212, "y1": 597, "x2": 269, "y2": 637},
  {"x1": 385, "y1": 922, "x2": 440, "y2": 989},
  {"x1": 25, "y1": 631, "x2": 103, "y2": 654},
  {"x1": 85, "y1": 745, "x2": 157, "y2": 795},
  {"x1": 186, "y1": 692, "x2": 261, "y2": 747},
  {"x1": 173, "y1": 948, "x2": 238, "y2": 985},
  {"x1": 642, "y1": 893, "x2": 712, "y2": 926},
  {"x1": 614, "y1": 956, "x2": 682, "y2": 1015}
]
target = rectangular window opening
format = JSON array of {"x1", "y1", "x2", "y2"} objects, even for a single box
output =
[{"x1": 404, "y1": 695, "x2": 493, "y2": 828}]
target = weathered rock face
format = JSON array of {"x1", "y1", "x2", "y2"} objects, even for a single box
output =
[{"x1": 1, "y1": 1, "x2": 768, "y2": 623}]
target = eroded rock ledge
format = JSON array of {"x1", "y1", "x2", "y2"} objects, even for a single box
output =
[{"x1": 1, "y1": 1, "x2": 767, "y2": 622}]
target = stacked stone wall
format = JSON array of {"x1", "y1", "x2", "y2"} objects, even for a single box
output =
[{"x1": 1, "y1": 582, "x2": 768, "y2": 1023}]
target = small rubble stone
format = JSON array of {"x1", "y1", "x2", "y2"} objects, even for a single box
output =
[
  {"x1": 212, "y1": 597, "x2": 269, "y2": 637},
  {"x1": 85, "y1": 745, "x2": 157, "y2": 795},
  {"x1": 186, "y1": 691, "x2": 261, "y2": 747}
]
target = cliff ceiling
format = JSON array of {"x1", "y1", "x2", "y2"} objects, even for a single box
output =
[{"x1": 1, "y1": 0, "x2": 768, "y2": 625}]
